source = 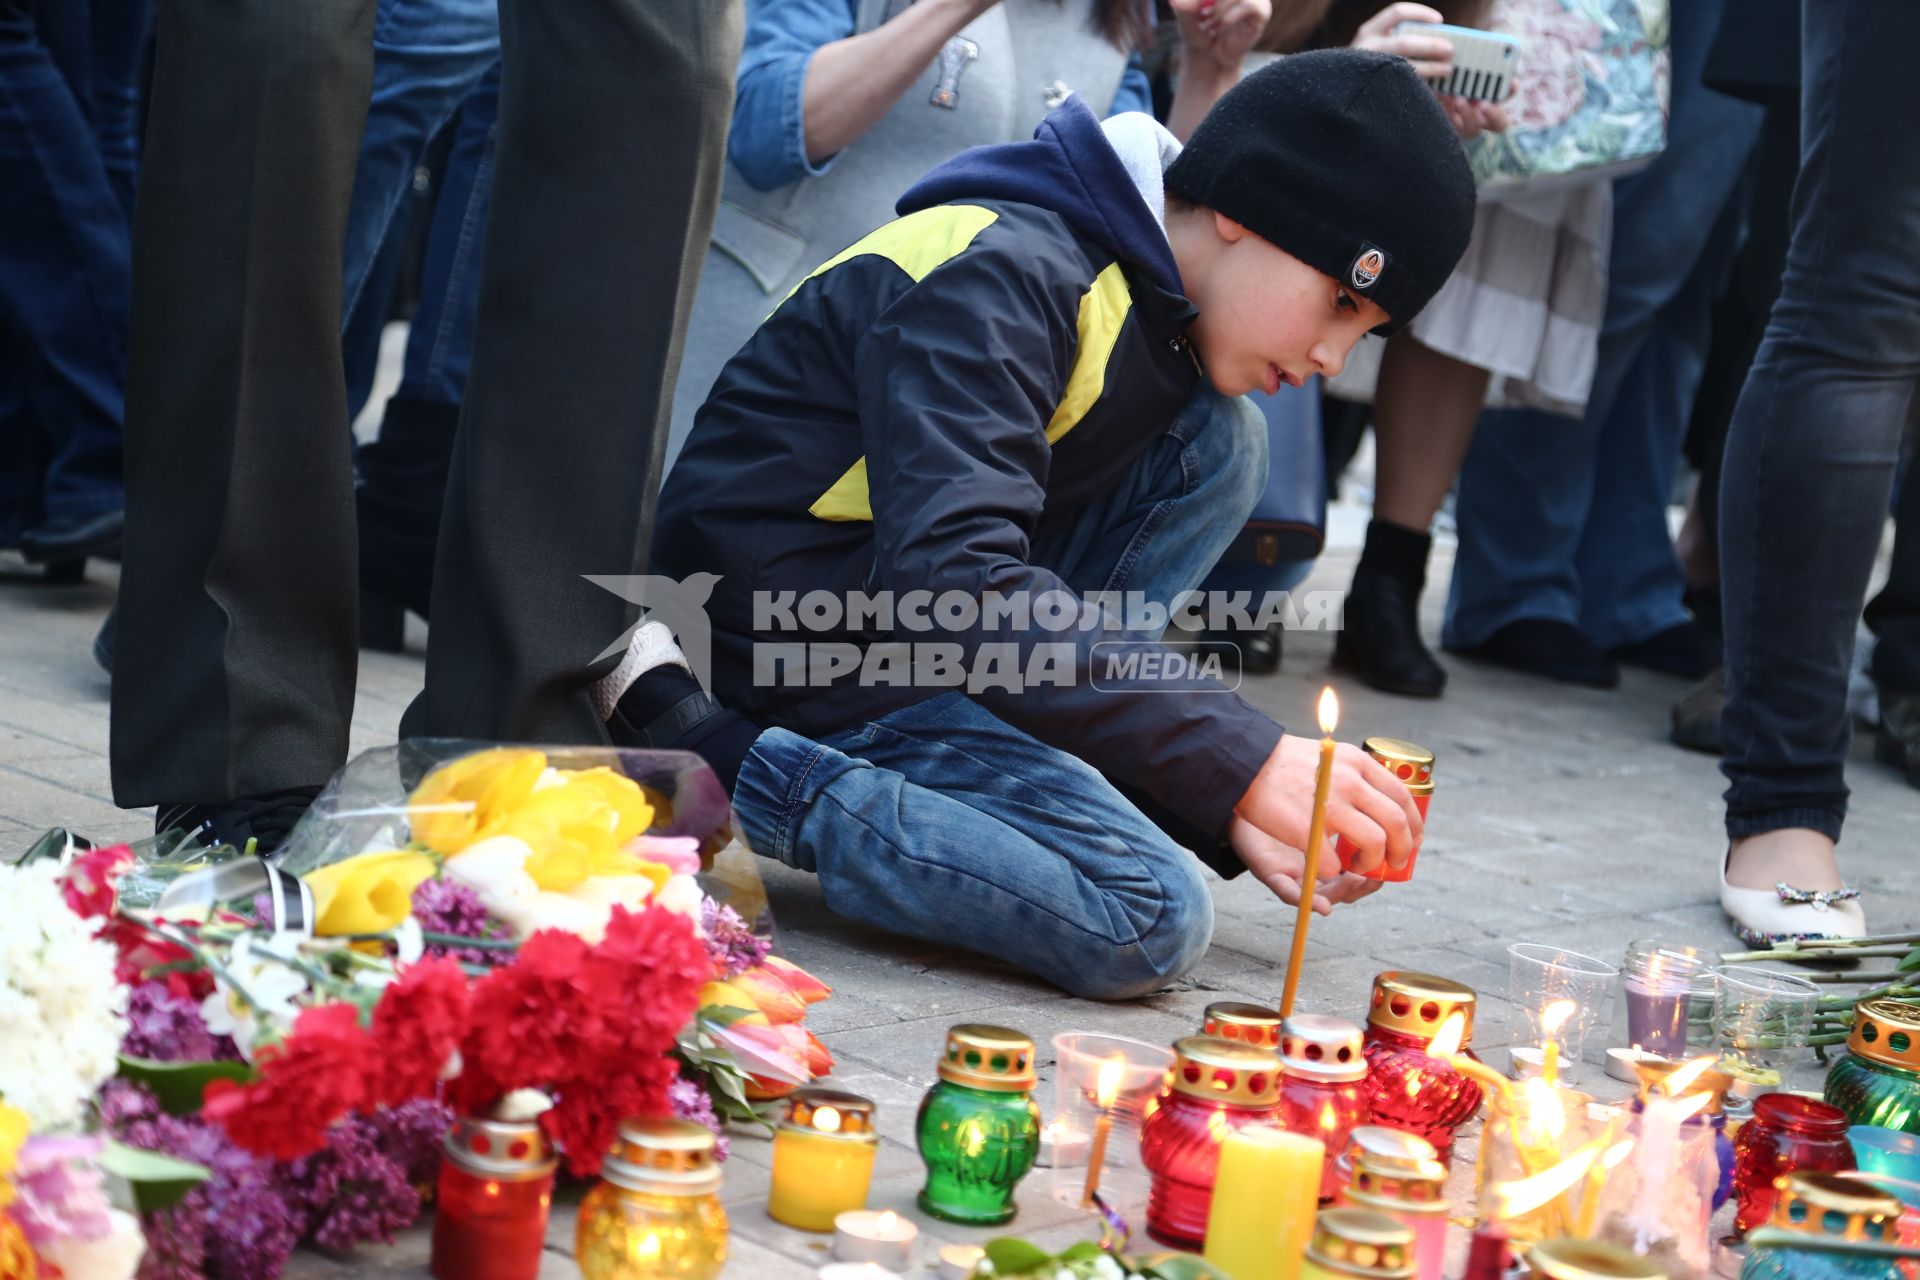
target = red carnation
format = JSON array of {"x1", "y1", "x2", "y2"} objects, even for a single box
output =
[
  {"x1": 62, "y1": 844, "x2": 134, "y2": 921},
  {"x1": 541, "y1": 1058, "x2": 680, "y2": 1178},
  {"x1": 203, "y1": 1002, "x2": 378, "y2": 1160},
  {"x1": 371, "y1": 956, "x2": 473, "y2": 1105}
]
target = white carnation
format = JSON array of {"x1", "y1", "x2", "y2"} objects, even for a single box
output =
[{"x1": 0, "y1": 863, "x2": 128, "y2": 1130}]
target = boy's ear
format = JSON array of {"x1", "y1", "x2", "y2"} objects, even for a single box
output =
[{"x1": 1212, "y1": 210, "x2": 1248, "y2": 244}]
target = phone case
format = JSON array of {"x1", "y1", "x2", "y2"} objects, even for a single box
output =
[{"x1": 1395, "y1": 20, "x2": 1521, "y2": 103}]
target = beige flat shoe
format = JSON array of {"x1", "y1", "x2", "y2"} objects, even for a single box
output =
[{"x1": 1718, "y1": 847, "x2": 1866, "y2": 947}]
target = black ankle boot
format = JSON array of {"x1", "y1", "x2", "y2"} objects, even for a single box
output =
[
  {"x1": 1332, "y1": 519, "x2": 1446, "y2": 698},
  {"x1": 356, "y1": 395, "x2": 459, "y2": 651}
]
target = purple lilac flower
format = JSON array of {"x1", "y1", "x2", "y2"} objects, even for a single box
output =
[
  {"x1": 358, "y1": 1098, "x2": 452, "y2": 1189},
  {"x1": 409, "y1": 878, "x2": 513, "y2": 969},
  {"x1": 123, "y1": 980, "x2": 241, "y2": 1063},
  {"x1": 700, "y1": 899, "x2": 770, "y2": 980},
  {"x1": 103, "y1": 1081, "x2": 301, "y2": 1280},
  {"x1": 668, "y1": 1074, "x2": 730, "y2": 1163},
  {"x1": 276, "y1": 1121, "x2": 420, "y2": 1252}
]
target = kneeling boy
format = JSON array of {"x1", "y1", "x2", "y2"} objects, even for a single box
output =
[{"x1": 605, "y1": 51, "x2": 1477, "y2": 999}]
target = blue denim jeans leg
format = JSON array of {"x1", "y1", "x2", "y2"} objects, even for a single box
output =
[
  {"x1": 0, "y1": 0, "x2": 128, "y2": 522},
  {"x1": 87, "y1": 0, "x2": 150, "y2": 221},
  {"x1": 732, "y1": 387, "x2": 1269, "y2": 1000},
  {"x1": 1444, "y1": 0, "x2": 1764, "y2": 651},
  {"x1": 1718, "y1": 0, "x2": 1920, "y2": 842},
  {"x1": 339, "y1": 0, "x2": 499, "y2": 326},
  {"x1": 396, "y1": 62, "x2": 497, "y2": 406}
]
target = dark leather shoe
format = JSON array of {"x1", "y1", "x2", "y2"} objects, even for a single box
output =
[
  {"x1": 1446, "y1": 617, "x2": 1620, "y2": 688},
  {"x1": 93, "y1": 605, "x2": 117, "y2": 676},
  {"x1": 1193, "y1": 622, "x2": 1282, "y2": 676},
  {"x1": 20, "y1": 507, "x2": 123, "y2": 563},
  {"x1": 1333, "y1": 567, "x2": 1447, "y2": 697},
  {"x1": 1670, "y1": 666, "x2": 1725, "y2": 754},
  {"x1": 1612, "y1": 620, "x2": 1714, "y2": 679},
  {"x1": 154, "y1": 785, "x2": 321, "y2": 856},
  {"x1": 1877, "y1": 692, "x2": 1920, "y2": 788}
]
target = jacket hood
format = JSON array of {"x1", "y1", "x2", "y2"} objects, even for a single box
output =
[{"x1": 897, "y1": 96, "x2": 1184, "y2": 297}]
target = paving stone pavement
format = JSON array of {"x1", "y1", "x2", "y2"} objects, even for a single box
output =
[{"x1": 3, "y1": 502, "x2": 1915, "y2": 1279}]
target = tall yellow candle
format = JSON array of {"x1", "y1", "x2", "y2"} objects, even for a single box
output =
[
  {"x1": 1204, "y1": 1124, "x2": 1324, "y2": 1280},
  {"x1": 1279, "y1": 688, "x2": 1339, "y2": 1020}
]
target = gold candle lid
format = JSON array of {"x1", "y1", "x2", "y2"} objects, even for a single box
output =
[
  {"x1": 1168, "y1": 1036, "x2": 1282, "y2": 1108},
  {"x1": 1770, "y1": 1172, "x2": 1901, "y2": 1239},
  {"x1": 603, "y1": 1118, "x2": 722, "y2": 1196},
  {"x1": 1631, "y1": 1058, "x2": 1734, "y2": 1113},
  {"x1": 937, "y1": 1024, "x2": 1038, "y2": 1093},
  {"x1": 1305, "y1": 1208, "x2": 1416, "y2": 1278},
  {"x1": 1281, "y1": 1014, "x2": 1367, "y2": 1084},
  {"x1": 777, "y1": 1087, "x2": 877, "y2": 1142},
  {"x1": 1526, "y1": 1239, "x2": 1666, "y2": 1279},
  {"x1": 1367, "y1": 971, "x2": 1477, "y2": 1046},
  {"x1": 1849, "y1": 998, "x2": 1920, "y2": 1073},
  {"x1": 442, "y1": 1112, "x2": 558, "y2": 1182},
  {"x1": 1345, "y1": 1149, "x2": 1448, "y2": 1217},
  {"x1": 1343, "y1": 1126, "x2": 1439, "y2": 1172},
  {"x1": 1362, "y1": 738, "x2": 1434, "y2": 795},
  {"x1": 1203, "y1": 1001, "x2": 1282, "y2": 1049}
]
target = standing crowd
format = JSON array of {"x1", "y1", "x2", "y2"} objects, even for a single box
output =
[{"x1": 2, "y1": 0, "x2": 1914, "y2": 996}]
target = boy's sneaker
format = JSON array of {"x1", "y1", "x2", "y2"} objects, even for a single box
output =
[{"x1": 154, "y1": 785, "x2": 321, "y2": 857}]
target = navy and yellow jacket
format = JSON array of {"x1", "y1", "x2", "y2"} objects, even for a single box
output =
[{"x1": 655, "y1": 98, "x2": 1285, "y2": 855}]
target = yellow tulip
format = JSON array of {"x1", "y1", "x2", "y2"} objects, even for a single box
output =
[
  {"x1": 304, "y1": 849, "x2": 438, "y2": 935},
  {"x1": 407, "y1": 748, "x2": 547, "y2": 854},
  {"x1": 562, "y1": 767, "x2": 655, "y2": 842}
]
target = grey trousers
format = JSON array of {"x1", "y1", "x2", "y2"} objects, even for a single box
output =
[{"x1": 111, "y1": 0, "x2": 741, "y2": 806}]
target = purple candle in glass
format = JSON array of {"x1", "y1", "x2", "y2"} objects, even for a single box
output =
[{"x1": 1622, "y1": 940, "x2": 1714, "y2": 1059}]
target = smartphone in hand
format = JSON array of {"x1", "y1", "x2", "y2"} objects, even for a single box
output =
[{"x1": 1395, "y1": 20, "x2": 1521, "y2": 103}]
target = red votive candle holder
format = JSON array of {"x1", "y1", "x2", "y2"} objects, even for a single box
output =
[
  {"x1": 1732, "y1": 1092, "x2": 1857, "y2": 1237},
  {"x1": 1140, "y1": 1035, "x2": 1282, "y2": 1249},
  {"x1": 430, "y1": 1111, "x2": 559, "y2": 1280},
  {"x1": 1335, "y1": 738, "x2": 1434, "y2": 882},
  {"x1": 1360, "y1": 971, "x2": 1482, "y2": 1164},
  {"x1": 1276, "y1": 1014, "x2": 1370, "y2": 1201}
]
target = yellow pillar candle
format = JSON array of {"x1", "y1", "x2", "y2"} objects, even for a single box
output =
[
  {"x1": 767, "y1": 1088, "x2": 881, "y2": 1232},
  {"x1": 1204, "y1": 1124, "x2": 1324, "y2": 1280}
]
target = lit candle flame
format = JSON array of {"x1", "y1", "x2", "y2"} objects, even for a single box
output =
[
  {"x1": 876, "y1": 1211, "x2": 899, "y2": 1233},
  {"x1": 814, "y1": 1106, "x2": 843, "y2": 1134},
  {"x1": 1671, "y1": 1090, "x2": 1715, "y2": 1124},
  {"x1": 1541, "y1": 999, "x2": 1577, "y2": 1038},
  {"x1": 633, "y1": 1233, "x2": 662, "y2": 1263},
  {"x1": 1427, "y1": 1010, "x2": 1466, "y2": 1059},
  {"x1": 1660, "y1": 1054, "x2": 1719, "y2": 1098},
  {"x1": 1602, "y1": 1138, "x2": 1636, "y2": 1170},
  {"x1": 1520, "y1": 1076, "x2": 1568, "y2": 1144},
  {"x1": 1493, "y1": 1144, "x2": 1600, "y2": 1220},
  {"x1": 1318, "y1": 687, "x2": 1339, "y2": 735},
  {"x1": 1095, "y1": 1055, "x2": 1125, "y2": 1109}
]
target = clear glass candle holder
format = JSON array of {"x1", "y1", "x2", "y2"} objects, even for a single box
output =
[
  {"x1": 1614, "y1": 940, "x2": 1717, "y2": 1062},
  {"x1": 1508, "y1": 943, "x2": 1619, "y2": 1077},
  {"x1": 1713, "y1": 965, "x2": 1820, "y2": 1094},
  {"x1": 1046, "y1": 1032, "x2": 1174, "y2": 1220}
]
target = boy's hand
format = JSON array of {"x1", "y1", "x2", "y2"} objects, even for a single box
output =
[
  {"x1": 1234, "y1": 734, "x2": 1421, "y2": 877},
  {"x1": 1171, "y1": 0, "x2": 1273, "y2": 81},
  {"x1": 1228, "y1": 816, "x2": 1386, "y2": 916},
  {"x1": 1351, "y1": 2, "x2": 1454, "y2": 79}
]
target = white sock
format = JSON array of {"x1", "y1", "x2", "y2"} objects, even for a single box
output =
[{"x1": 591, "y1": 620, "x2": 691, "y2": 723}]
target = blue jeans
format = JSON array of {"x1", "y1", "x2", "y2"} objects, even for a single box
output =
[
  {"x1": 339, "y1": 0, "x2": 498, "y2": 336},
  {"x1": 1444, "y1": 0, "x2": 1764, "y2": 651},
  {"x1": 396, "y1": 63, "x2": 497, "y2": 406},
  {"x1": 0, "y1": 0, "x2": 128, "y2": 532},
  {"x1": 1719, "y1": 0, "x2": 1920, "y2": 842},
  {"x1": 733, "y1": 387, "x2": 1268, "y2": 1000}
]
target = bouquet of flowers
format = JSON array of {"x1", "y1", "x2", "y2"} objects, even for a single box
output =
[{"x1": 7, "y1": 742, "x2": 837, "y2": 1280}]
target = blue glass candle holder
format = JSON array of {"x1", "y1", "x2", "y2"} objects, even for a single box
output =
[{"x1": 1851, "y1": 1125, "x2": 1920, "y2": 1183}]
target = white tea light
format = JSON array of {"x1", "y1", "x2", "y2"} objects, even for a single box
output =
[
  {"x1": 937, "y1": 1243, "x2": 986, "y2": 1280},
  {"x1": 817, "y1": 1265, "x2": 903, "y2": 1280},
  {"x1": 832, "y1": 1209, "x2": 917, "y2": 1271}
]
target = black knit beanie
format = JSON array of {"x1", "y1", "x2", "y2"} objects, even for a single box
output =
[{"x1": 1164, "y1": 49, "x2": 1477, "y2": 334}]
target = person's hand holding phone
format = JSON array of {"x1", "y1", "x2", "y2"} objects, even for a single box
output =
[{"x1": 1351, "y1": 2, "x2": 1454, "y2": 77}]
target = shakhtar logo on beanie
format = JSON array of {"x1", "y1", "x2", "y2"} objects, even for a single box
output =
[{"x1": 1350, "y1": 244, "x2": 1388, "y2": 291}]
